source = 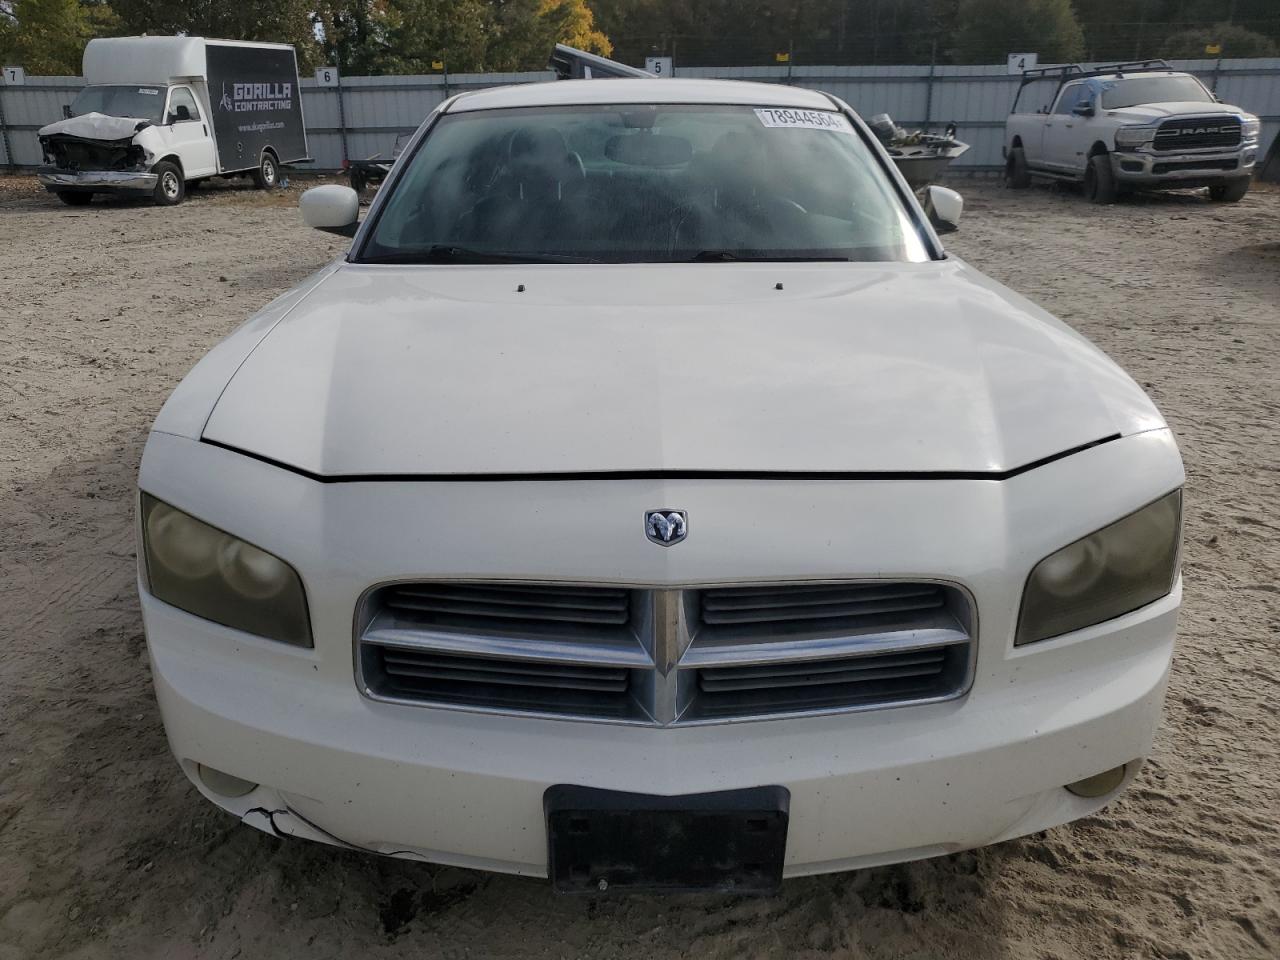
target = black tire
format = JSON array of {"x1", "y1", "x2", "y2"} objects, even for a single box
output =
[
  {"x1": 1084, "y1": 154, "x2": 1117, "y2": 204},
  {"x1": 56, "y1": 191, "x2": 92, "y2": 206},
  {"x1": 1005, "y1": 146, "x2": 1031, "y2": 189},
  {"x1": 252, "y1": 152, "x2": 279, "y2": 189},
  {"x1": 349, "y1": 169, "x2": 367, "y2": 194},
  {"x1": 1208, "y1": 179, "x2": 1250, "y2": 203},
  {"x1": 152, "y1": 161, "x2": 185, "y2": 205}
]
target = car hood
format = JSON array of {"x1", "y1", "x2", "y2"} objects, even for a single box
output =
[
  {"x1": 201, "y1": 260, "x2": 1164, "y2": 477},
  {"x1": 37, "y1": 112, "x2": 151, "y2": 141},
  {"x1": 1107, "y1": 102, "x2": 1246, "y2": 122}
]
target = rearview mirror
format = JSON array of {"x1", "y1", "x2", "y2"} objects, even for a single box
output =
[
  {"x1": 605, "y1": 133, "x2": 693, "y2": 168},
  {"x1": 923, "y1": 185, "x2": 963, "y2": 234},
  {"x1": 170, "y1": 104, "x2": 191, "y2": 123},
  {"x1": 1072, "y1": 102, "x2": 1095, "y2": 117},
  {"x1": 300, "y1": 185, "x2": 360, "y2": 237}
]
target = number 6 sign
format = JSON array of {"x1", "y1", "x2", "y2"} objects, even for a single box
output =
[{"x1": 315, "y1": 66, "x2": 339, "y2": 87}]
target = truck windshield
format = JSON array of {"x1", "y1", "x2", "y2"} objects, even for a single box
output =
[
  {"x1": 359, "y1": 104, "x2": 931, "y2": 264},
  {"x1": 1099, "y1": 76, "x2": 1213, "y2": 110},
  {"x1": 71, "y1": 85, "x2": 167, "y2": 124}
]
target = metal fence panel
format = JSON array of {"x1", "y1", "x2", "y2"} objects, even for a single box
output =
[{"x1": 3, "y1": 61, "x2": 1277, "y2": 173}]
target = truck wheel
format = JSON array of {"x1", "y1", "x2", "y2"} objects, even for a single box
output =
[
  {"x1": 152, "y1": 162, "x2": 185, "y2": 206},
  {"x1": 1208, "y1": 179, "x2": 1250, "y2": 203},
  {"x1": 349, "y1": 169, "x2": 367, "y2": 194},
  {"x1": 1005, "y1": 147, "x2": 1031, "y2": 189},
  {"x1": 253, "y1": 152, "x2": 279, "y2": 189},
  {"x1": 56, "y1": 191, "x2": 92, "y2": 206},
  {"x1": 1084, "y1": 154, "x2": 1117, "y2": 204}
]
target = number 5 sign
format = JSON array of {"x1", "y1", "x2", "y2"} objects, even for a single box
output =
[
  {"x1": 2, "y1": 66, "x2": 25, "y2": 85},
  {"x1": 315, "y1": 66, "x2": 339, "y2": 87}
]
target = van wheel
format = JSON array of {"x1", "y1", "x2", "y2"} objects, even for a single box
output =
[
  {"x1": 1084, "y1": 154, "x2": 1117, "y2": 204},
  {"x1": 56, "y1": 191, "x2": 92, "y2": 206},
  {"x1": 152, "y1": 162, "x2": 185, "y2": 205},
  {"x1": 1208, "y1": 179, "x2": 1250, "y2": 203},
  {"x1": 253, "y1": 152, "x2": 279, "y2": 189},
  {"x1": 1005, "y1": 147, "x2": 1031, "y2": 189}
]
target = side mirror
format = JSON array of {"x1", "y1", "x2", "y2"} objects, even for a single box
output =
[
  {"x1": 171, "y1": 104, "x2": 191, "y2": 123},
  {"x1": 300, "y1": 185, "x2": 360, "y2": 237},
  {"x1": 1073, "y1": 102, "x2": 1095, "y2": 117},
  {"x1": 924, "y1": 185, "x2": 963, "y2": 234},
  {"x1": 62, "y1": 104, "x2": 73, "y2": 119}
]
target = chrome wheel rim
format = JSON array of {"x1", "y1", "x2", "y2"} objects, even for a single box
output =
[
  {"x1": 162, "y1": 172, "x2": 180, "y2": 199},
  {"x1": 262, "y1": 159, "x2": 276, "y2": 185}
]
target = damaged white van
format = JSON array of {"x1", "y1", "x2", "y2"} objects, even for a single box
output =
[{"x1": 37, "y1": 37, "x2": 309, "y2": 206}]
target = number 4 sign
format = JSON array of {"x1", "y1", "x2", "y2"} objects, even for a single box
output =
[
  {"x1": 3, "y1": 66, "x2": 25, "y2": 85},
  {"x1": 1007, "y1": 53, "x2": 1038, "y2": 74}
]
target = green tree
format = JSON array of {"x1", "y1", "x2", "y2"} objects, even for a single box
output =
[
  {"x1": 1160, "y1": 21, "x2": 1278, "y2": 59},
  {"x1": 0, "y1": 0, "x2": 120, "y2": 74},
  {"x1": 313, "y1": 0, "x2": 399, "y2": 74},
  {"x1": 950, "y1": 0, "x2": 1084, "y2": 64},
  {"x1": 111, "y1": 0, "x2": 321, "y2": 67}
]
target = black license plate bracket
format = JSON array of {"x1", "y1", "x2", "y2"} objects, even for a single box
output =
[{"x1": 545, "y1": 784, "x2": 789, "y2": 894}]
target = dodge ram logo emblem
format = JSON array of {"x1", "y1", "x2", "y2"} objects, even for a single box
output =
[{"x1": 645, "y1": 510, "x2": 688, "y2": 546}]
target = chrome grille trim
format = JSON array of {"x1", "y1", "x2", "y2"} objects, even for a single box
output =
[
  {"x1": 1152, "y1": 115, "x2": 1241, "y2": 152},
  {"x1": 356, "y1": 579, "x2": 976, "y2": 725}
]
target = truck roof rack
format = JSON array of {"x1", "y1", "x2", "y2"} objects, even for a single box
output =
[
  {"x1": 1016, "y1": 59, "x2": 1173, "y2": 94},
  {"x1": 549, "y1": 44, "x2": 652, "y2": 80}
]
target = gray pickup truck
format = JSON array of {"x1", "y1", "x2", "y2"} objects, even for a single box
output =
[{"x1": 1004, "y1": 59, "x2": 1260, "y2": 203}]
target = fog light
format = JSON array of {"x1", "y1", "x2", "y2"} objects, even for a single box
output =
[
  {"x1": 197, "y1": 763, "x2": 258, "y2": 798},
  {"x1": 1064, "y1": 764, "x2": 1127, "y2": 798}
]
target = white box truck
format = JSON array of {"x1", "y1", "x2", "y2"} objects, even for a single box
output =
[{"x1": 37, "y1": 37, "x2": 309, "y2": 206}]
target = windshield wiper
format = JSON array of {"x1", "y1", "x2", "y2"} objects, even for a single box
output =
[
  {"x1": 362, "y1": 245, "x2": 598, "y2": 265},
  {"x1": 686, "y1": 250, "x2": 852, "y2": 262}
]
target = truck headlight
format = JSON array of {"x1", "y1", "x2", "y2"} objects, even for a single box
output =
[
  {"x1": 1241, "y1": 117, "x2": 1260, "y2": 141},
  {"x1": 1016, "y1": 490, "x2": 1181, "y2": 646},
  {"x1": 1114, "y1": 127, "x2": 1156, "y2": 148},
  {"x1": 141, "y1": 494, "x2": 312, "y2": 647}
]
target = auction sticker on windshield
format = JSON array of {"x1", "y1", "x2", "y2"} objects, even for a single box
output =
[{"x1": 754, "y1": 107, "x2": 853, "y2": 133}]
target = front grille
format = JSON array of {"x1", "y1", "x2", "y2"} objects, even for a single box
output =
[
  {"x1": 698, "y1": 582, "x2": 946, "y2": 632},
  {"x1": 1151, "y1": 158, "x2": 1238, "y2": 174},
  {"x1": 691, "y1": 646, "x2": 963, "y2": 719},
  {"x1": 1153, "y1": 116, "x2": 1241, "y2": 152},
  {"x1": 380, "y1": 582, "x2": 633, "y2": 640},
  {"x1": 365, "y1": 644, "x2": 637, "y2": 719},
  {"x1": 358, "y1": 581, "x2": 974, "y2": 724}
]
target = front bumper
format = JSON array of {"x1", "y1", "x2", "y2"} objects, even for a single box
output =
[
  {"x1": 38, "y1": 168, "x2": 157, "y2": 192},
  {"x1": 139, "y1": 428, "x2": 1184, "y2": 878},
  {"x1": 1111, "y1": 145, "x2": 1255, "y2": 187}
]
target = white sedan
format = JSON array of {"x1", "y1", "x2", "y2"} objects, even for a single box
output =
[{"x1": 137, "y1": 78, "x2": 1183, "y2": 892}]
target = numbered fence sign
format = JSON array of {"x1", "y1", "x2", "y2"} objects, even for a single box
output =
[
  {"x1": 2, "y1": 66, "x2": 25, "y2": 85},
  {"x1": 315, "y1": 66, "x2": 340, "y2": 87},
  {"x1": 1007, "y1": 54, "x2": 1038, "y2": 75},
  {"x1": 644, "y1": 57, "x2": 673, "y2": 78}
]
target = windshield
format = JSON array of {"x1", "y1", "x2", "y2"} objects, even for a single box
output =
[
  {"x1": 360, "y1": 104, "x2": 931, "y2": 264},
  {"x1": 71, "y1": 85, "x2": 167, "y2": 123},
  {"x1": 1099, "y1": 75, "x2": 1212, "y2": 110}
]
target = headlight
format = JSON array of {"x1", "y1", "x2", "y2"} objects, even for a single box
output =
[
  {"x1": 141, "y1": 494, "x2": 312, "y2": 646},
  {"x1": 1016, "y1": 490, "x2": 1181, "y2": 646},
  {"x1": 1241, "y1": 117, "x2": 1260, "y2": 141},
  {"x1": 1114, "y1": 127, "x2": 1156, "y2": 147}
]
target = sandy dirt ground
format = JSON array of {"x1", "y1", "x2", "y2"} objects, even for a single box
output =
[{"x1": 0, "y1": 173, "x2": 1277, "y2": 960}]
